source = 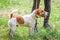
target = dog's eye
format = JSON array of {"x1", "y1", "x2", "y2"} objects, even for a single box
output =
[{"x1": 42, "y1": 10, "x2": 43, "y2": 12}]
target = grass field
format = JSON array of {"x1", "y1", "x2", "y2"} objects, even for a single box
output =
[{"x1": 0, "y1": 0, "x2": 60, "y2": 40}]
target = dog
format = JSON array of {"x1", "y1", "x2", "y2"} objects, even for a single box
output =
[{"x1": 8, "y1": 9, "x2": 48, "y2": 37}]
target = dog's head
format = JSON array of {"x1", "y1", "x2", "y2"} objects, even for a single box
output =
[{"x1": 33, "y1": 9, "x2": 48, "y2": 18}]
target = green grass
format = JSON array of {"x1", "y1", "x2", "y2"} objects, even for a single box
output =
[{"x1": 0, "y1": 0, "x2": 60, "y2": 40}]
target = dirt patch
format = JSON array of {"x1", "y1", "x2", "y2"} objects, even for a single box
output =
[{"x1": 0, "y1": 10, "x2": 9, "y2": 15}]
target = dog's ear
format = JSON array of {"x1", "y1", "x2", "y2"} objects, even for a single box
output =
[
  {"x1": 36, "y1": 9, "x2": 40, "y2": 15},
  {"x1": 36, "y1": 9, "x2": 44, "y2": 17}
]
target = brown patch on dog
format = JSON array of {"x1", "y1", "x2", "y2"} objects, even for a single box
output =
[
  {"x1": 16, "y1": 16, "x2": 24, "y2": 24},
  {"x1": 10, "y1": 12, "x2": 24, "y2": 24},
  {"x1": 36, "y1": 9, "x2": 44, "y2": 17}
]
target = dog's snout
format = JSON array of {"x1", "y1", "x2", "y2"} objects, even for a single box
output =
[
  {"x1": 44, "y1": 11, "x2": 48, "y2": 16},
  {"x1": 44, "y1": 11, "x2": 48, "y2": 18}
]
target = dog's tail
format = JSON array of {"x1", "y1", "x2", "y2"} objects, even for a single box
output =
[{"x1": 9, "y1": 9, "x2": 18, "y2": 18}]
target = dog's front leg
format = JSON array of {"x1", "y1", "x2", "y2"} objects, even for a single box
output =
[
  {"x1": 10, "y1": 25, "x2": 16, "y2": 38},
  {"x1": 29, "y1": 25, "x2": 35, "y2": 36}
]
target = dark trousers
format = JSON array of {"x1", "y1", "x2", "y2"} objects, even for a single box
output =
[{"x1": 32, "y1": 0, "x2": 51, "y2": 30}]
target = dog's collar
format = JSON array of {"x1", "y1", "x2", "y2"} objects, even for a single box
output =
[{"x1": 35, "y1": 14, "x2": 38, "y2": 18}]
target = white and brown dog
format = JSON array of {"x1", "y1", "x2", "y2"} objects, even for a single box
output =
[{"x1": 8, "y1": 9, "x2": 48, "y2": 37}]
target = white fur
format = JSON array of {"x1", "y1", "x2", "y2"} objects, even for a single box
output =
[{"x1": 44, "y1": 11, "x2": 48, "y2": 18}]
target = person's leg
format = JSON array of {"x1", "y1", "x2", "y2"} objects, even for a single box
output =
[
  {"x1": 32, "y1": 0, "x2": 40, "y2": 32},
  {"x1": 44, "y1": 0, "x2": 51, "y2": 28},
  {"x1": 32, "y1": 0, "x2": 40, "y2": 11}
]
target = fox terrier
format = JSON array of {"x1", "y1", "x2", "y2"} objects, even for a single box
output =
[{"x1": 8, "y1": 9, "x2": 48, "y2": 37}]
